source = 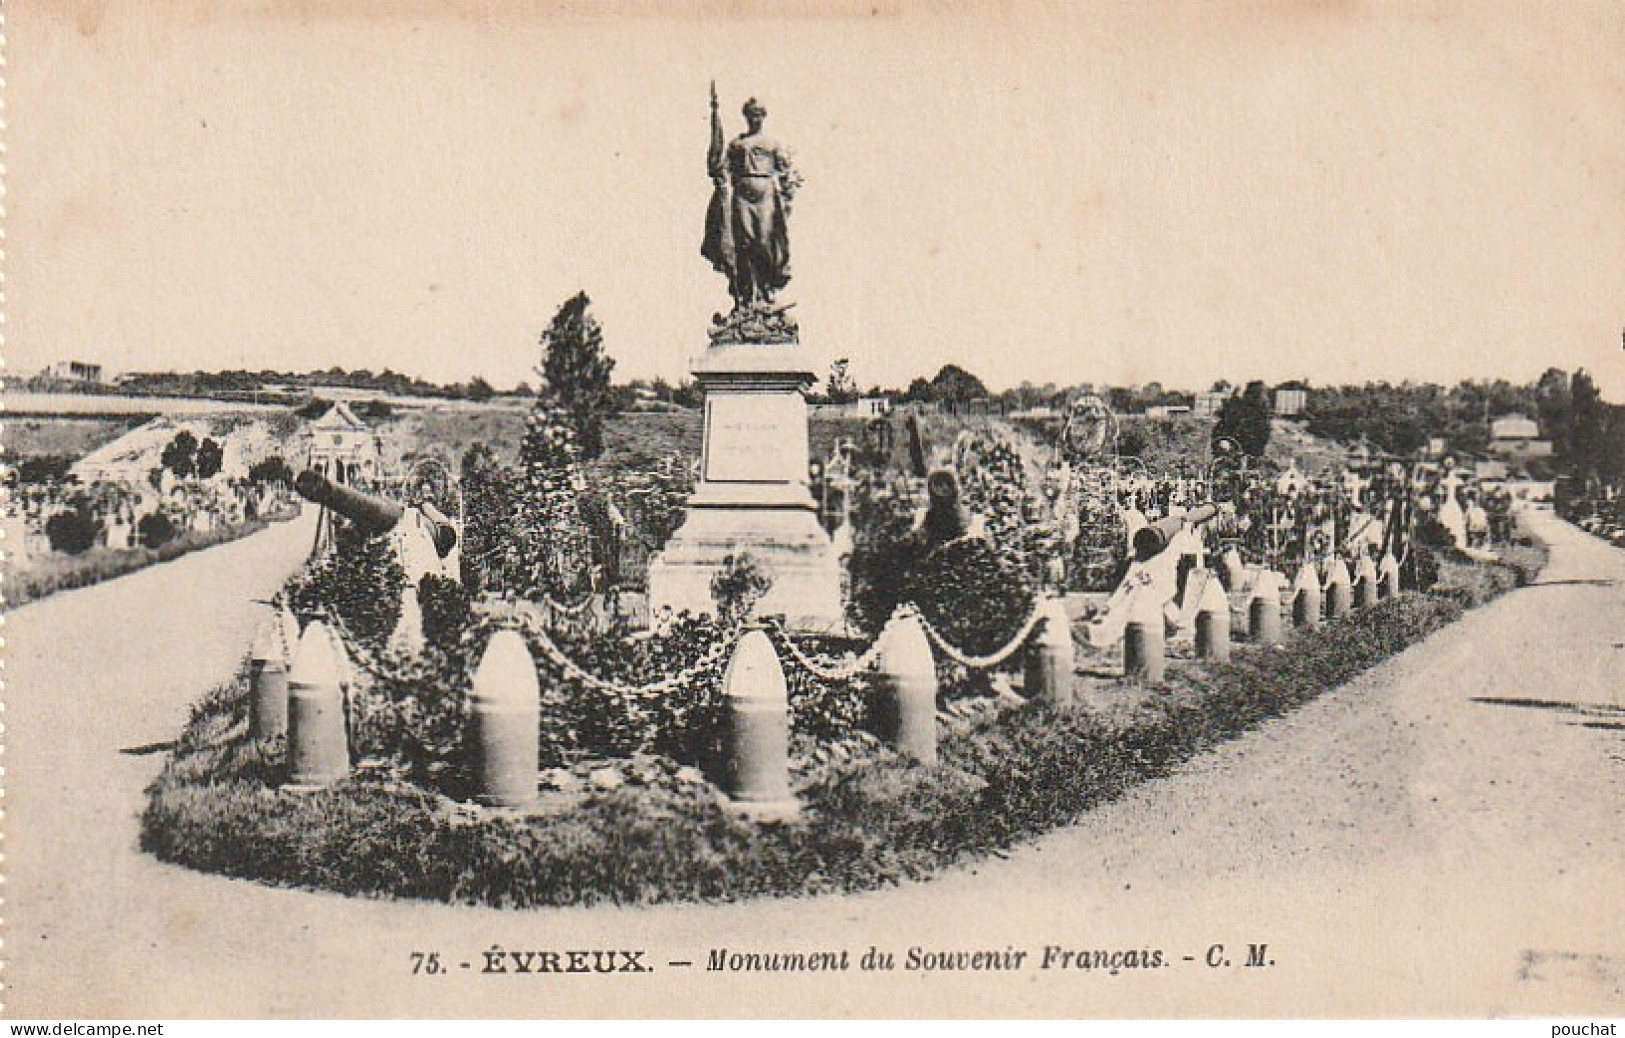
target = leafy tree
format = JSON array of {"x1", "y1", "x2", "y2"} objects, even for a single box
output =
[
  {"x1": 671, "y1": 378, "x2": 703, "y2": 409},
  {"x1": 1105, "y1": 386, "x2": 1141, "y2": 415},
  {"x1": 539, "y1": 292, "x2": 616, "y2": 459},
  {"x1": 501, "y1": 399, "x2": 594, "y2": 600},
  {"x1": 1214, "y1": 380, "x2": 1273, "y2": 456},
  {"x1": 825, "y1": 358, "x2": 858, "y2": 404},
  {"x1": 1535, "y1": 367, "x2": 1572, "y2": 456},
  {"x1": 160, "y1": 430, "x2": 199, "y2": 479},
  {"x1": 195, "y1": 437, "x2": 224, "y2": 480},
  {"x1": 465, "y1": 376, "x2": 495, "y2": 403},
  {"x1": 928, "y1": 364, "x2": 989, "y2": 406},
  {"x1": 248, "y1": 456, "x2": 293, "y2": 485},
  {"x1": 1570, "y1": 369, "x2": 1606, "y2": 490}
]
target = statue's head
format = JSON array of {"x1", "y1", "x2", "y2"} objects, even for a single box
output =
[{"x1": 742, "y1": 97, "x2": 766, "y2": 130}]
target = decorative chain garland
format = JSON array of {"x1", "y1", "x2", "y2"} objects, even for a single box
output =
[
  {"x1": 514, "y1": 608, "x2": 738, "y2": 699},
  {"x1": 540, "y1": 591, "x2": 597, "y2": 617},
  {"x1": 765, "y1": 607, "x2": 910, "y2": 682},
  {"x1": 913, "y1": 596, "x2": 1046, "y2": 670},
  {"x1": 323, "y1": 611, "x2": 409, "y2": 691},
  {"x1": 320, "y1": 591, "x2": 1054, "y2": 700}
]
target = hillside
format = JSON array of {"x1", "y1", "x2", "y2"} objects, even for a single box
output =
[
  {"x1": 1111, "y1": 414, "x2": 1348, "y2": 476},
  {"x1": 375, "y1": 406, "x2": 884, "y2": 477}
]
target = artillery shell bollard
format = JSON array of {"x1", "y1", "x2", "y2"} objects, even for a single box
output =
[
  {"x1": 1194, "y1": 577, "x2": 1231, "y2": 663},
  {"x1": 1219, "y1": 547, "x2": 1247, "y2": 591},
  {"x1": 249, "y1": 613, "x2": 291, "y2": 741},
  {"x1": 1378, "y1": 552, "x2": 1402, "y2": 599},
  {"x1": 1290, "y1": 564, "x2": 1322, "y2": 630},
  {"x1": 1324, "y1": 558, "x2": 1353, "y2": 619},
  {"x1": 721, "y1": 629, "x2": 799, "y2": 821},
  {"x1": 877, "y1": 612, "x2": 939, "y2": 764},
  {"x1": 1354, "y1": 554, "x2": 1380, "y2": 610},
  {"x1": 279, "y1": 608, "x2": 302, "y2": 663},
  {"x1": 388, "y1": 584, "x2": 426, "y2": 657},
  {"x1": 470, "y1": 629, "x2": 541, "y2": 809},
  {"x1": 1023, "y1": 596, "x2": 1076, "y2": 707},
  {"x1": 283, "y1": 621, "x2": 351, "y2": 791},
  {"x1": 1249, "y1": 571, "x2": 1285, "y2": 646},
  {"x1": 1123, "y1": 590, "x2": 1166, "y2": 684}
]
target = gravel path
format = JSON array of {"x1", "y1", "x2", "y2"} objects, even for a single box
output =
[{"x1": 4, "y1": 508, "x2": 1620, "y2": 1018}]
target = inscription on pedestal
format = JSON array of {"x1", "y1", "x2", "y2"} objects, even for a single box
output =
[{"x1": 703, "y1": 393, "x2": 808, "y2": 484}]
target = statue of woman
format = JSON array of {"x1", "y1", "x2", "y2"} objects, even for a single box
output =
[{"x1": 703, "y1": 91, "x2": 797, "y2": 313}]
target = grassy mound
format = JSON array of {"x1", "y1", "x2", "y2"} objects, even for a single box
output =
[{"x1": 142, "y1": 550, "x2": 1540, "y2": 908}]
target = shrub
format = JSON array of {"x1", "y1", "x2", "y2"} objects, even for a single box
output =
[
  {"x1": 8, "y1": 518, "x2": 270, "y2": 607},
  {"x1": 909, "y1": 537, "x2": 1035, "y2": 659},
  {"x1": 195, "y1": 437, "x2": 224, "y2": 480},
  {"x1": 350, "y1": 653, "x2": 475, "y2": 799},
  {"x1": 248, "y1": 456, "x2": 293, "y2": 486},
  {"x1": 44, "y1": 508, "x2": 98, "y2": 555},
  {"x1": 15, "y1": 455, "x2": 75, "y2": 484},
  {"x1": 457, "y1": 443, "x2": 516, "y2": 593},
  {"x1": 417, "y1": 574, "x2": 475, "y2": 653},
  {"x1": 532, "y1": 612, "x2": 732, "y2": 768},
  {"x1": 137, "y1": 512, "x2": 177, "y2": 550},
  {"x1": 161, "y1": 430, "x2": 199, "y2": 479},
  {"x1": 845, "y1": 477, "x2": 923, "y2": 634},
  {"x1": 283, "y1": 523, "x2": 406, "y2": 649},
  {"x1": 710, "y1": 552, "x2": 773, "y2": 624}
]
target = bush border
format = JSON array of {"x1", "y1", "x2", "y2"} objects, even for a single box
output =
[{"x1": 5, "y1": 509, "x2": 297, "y2": 609}]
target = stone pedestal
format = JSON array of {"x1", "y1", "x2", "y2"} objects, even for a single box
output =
[{"x1": 648, "y1": 342, "x2": 843, "y2": 630}]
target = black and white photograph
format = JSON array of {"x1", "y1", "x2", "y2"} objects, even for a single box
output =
[{"x1": 3, "y1": 0, "x2": 1624, "y2": 1023}]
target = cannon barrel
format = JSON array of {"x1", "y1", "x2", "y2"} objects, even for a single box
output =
[
  {"x1": 1132, "y1": 502, "x2": 1223, "y2": 561},
  {"x1": 295, "y1": 469, "x2": 404, "y2": 536},
  {"x1": 415, "y1": 500, "x2": 459, "y2": 559}
]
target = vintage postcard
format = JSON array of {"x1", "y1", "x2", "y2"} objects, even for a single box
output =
[{"x1": 3, "y1": 0, "x2": 1623, "y2": 1021}]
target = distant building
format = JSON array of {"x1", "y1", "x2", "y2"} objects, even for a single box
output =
[
  {"x1": 45, "y1": 360, "x2": 106, "y2": 384},
  {"x1": 1145, "y1": 404, "x2": 1192, "y2": 420},
  {"x1": 1489, "y1": 413, "x2": 1552, "y2": 458},
  {"x1": 854, "y1": 396, "x2": 892, "y2": 418},
  {"x1": 1490, "y1": 415, "x2": 1538, "y2": 441},
  {"x1": 1273, "y1": 388, "x2": 1307, "y2": 417},
  {"x1": 1009, "y1": 405, "x2": 1058, "y2": 421},
  {"x1": 304, "y1": 402, "x2": 383, "y2": 484},
  {"x1": 1194, "y1": 390, "x2": 1229, "y2": 418}
]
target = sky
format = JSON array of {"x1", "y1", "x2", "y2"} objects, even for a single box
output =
[{"x1": 9, "y1": 1, "x2": 1625, "y2": 399}]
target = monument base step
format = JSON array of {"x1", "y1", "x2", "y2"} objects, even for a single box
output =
[{"x1": 647, "y1": 504, "x2": 843, "y2": 630}]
